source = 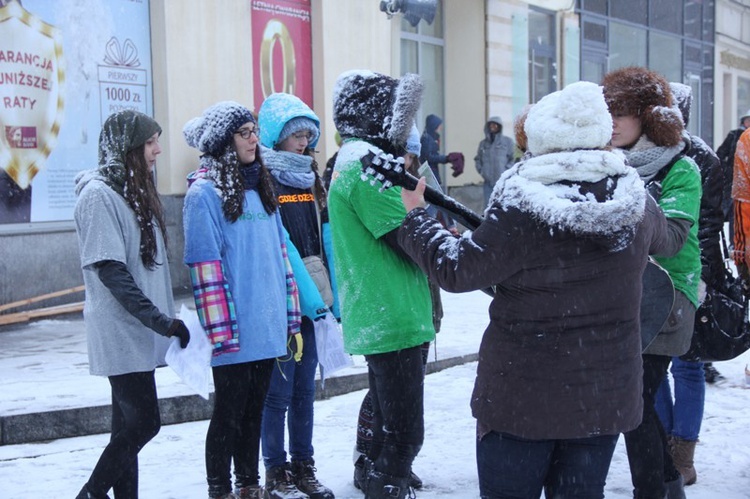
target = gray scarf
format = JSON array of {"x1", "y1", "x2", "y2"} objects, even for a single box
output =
[
  {"x1": 623, "y1": 135, "x2": 685, "y2": 184},
  {"x1": 262, "y1": 146, "x2": 316, "y2": 189}
]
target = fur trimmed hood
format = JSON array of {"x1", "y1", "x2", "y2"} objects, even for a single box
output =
[
  {"x1": 491, "y1": 149, "x2": 646, "y2": 251},
  {"x1": 602, "y1": 67, "x2": 684, "y2": 148},
  {"x1": 332, "y1": 70, "x2": 423, "y2": 154}
]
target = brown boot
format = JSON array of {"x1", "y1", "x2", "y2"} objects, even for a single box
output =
[{"x1": 671, "y1": 437, "x2": 698, "y2": 485}]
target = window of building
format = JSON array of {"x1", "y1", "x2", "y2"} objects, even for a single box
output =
[
  {"x1": 578, "y1": 0, "x2": 715, "y2": 142},
  {"x1": 529, "y1": 8, "x2": 557, "y2": 102},
  {"x1": 610, "y1": 0, "x2": 647, "y2": 25},
  {"x1": 737, "y1": 77, "x2": 750, "y2": 128},
  {"x1": 400, "y1": 0, "x2": 444, "y2": 139},
  {"x1": 651, "y1": 0, "x2": 682, "y2": 35},
  {"x1": 649, "y1": 32, "x2": 682, "y2": 82},
  {"x1": 609, "y1": 21, "x2": 647, "y2": 69}
]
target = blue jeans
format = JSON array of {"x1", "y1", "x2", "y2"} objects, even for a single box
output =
[
  {"x1": 476, "y1": 431, "x2": 618, "y2": 499},
  {"x1": 655, "y1": 357, "x2": 705, "y2": 441},
  {"x1": 261, "y1": 319, "x2": 318, "y2": 468}
]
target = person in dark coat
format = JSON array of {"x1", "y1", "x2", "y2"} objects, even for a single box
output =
[
  {"x1": 654, "y1": 83, "x2": 726, "y2": 487},
  {"x1": 398, "y1": 81, "x2": 680, "y2": 499},
  {"x1": 419, "y1": 114, "x2": 462, "y2": 186}
]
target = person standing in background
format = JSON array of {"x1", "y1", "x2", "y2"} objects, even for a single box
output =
[
  {"x1": 474, "y1": 116, "x2": 515, "y2": 208},
  {"x1": 183, "y1": 101, "x2": 301, "y2": 499},
  {"x1": 74, "y1": 110, "x2": 190, "y2": 499}
]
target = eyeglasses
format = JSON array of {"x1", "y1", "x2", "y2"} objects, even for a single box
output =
[
  {"x1": 290, "y1": 131, "x2": 314, "y2": 141},
  {"x1": 235, "y1": 127, "x2": 260, "y2": 139}
]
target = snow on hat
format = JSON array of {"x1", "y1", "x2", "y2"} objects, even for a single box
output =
[
  {"x1": 332, "y1": 70, "x2": 423, "y2": 152},
  {"x1": 183, "y1": 101, "x2": 255, "y2": 157},
  {"x1": 524, "y1": 81, "x2": 612, "y2": 156},
  {"x1": 277, "y1": 116, "x2": 320, "y2": 147},
  {"x1": 258, "y1": 93, "x2": 320, "y2": 149},
  {"x1": 405, "y1": 123, "x2": 421, "y2": 155},
  {"x1": 669, "y1": 82, "x2": 692, "y2": 127},
  {"x1": 602, "y1": 67, "x2": 683, "y2": 147}
]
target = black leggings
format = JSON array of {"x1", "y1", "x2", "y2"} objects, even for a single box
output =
[
  {"x1": 87, "y1": 370, "x2": 161, "y2": 499},
  {"x1": 624, "y1": 354, "x2": 680, "y2": 499},
  {"x1": 206, "y1": 359, "x2": 274, "y2": 497},
  {"x1": 364, "y1": 345, "x2": 426, "y2": 478}
]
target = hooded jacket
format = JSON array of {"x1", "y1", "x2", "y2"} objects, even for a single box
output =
[
  {"x1": 419, "y1": 114, "x2": 448, "y2": 182},
  {"x1": 474, "y1": 116, "x2": 515, "y2": 186}
]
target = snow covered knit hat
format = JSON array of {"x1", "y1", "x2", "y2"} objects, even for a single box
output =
[
  {"x1": 277, "y1": 116, "x2": 320, "y2": 147},
  {"x1": 669, "y1": 82, "x2": 692, "y2": 127},
  {"x1": 258, "y1": 93, "x2": 320, "y2": 149},
  {"x1": 333, "y1": 70, "x2": 423, "y2": 153},
  {"x1": 183, "y1": 101, "x2": 255, "y2": 157},
  {"x1": 601, "y1": 67, "x2": 683, "y2": 148},
  {"x1": 524, "y1": 81, "x2": 612, "y2": 156},
  {"x1": 405, "y1": 123, "x2": 421, "y2": 155}
]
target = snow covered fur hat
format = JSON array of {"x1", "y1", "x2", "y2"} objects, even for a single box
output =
[
  {"x1": 602, "y1": 67, "x2": 683, "y2": 148},
  {"x1": 524, "y1": 81, "x2": 612, "y2": 156},
  {"x1": 183, "y1": 101, "x2": 255, "y2": 157},
  {"x1": 333, "y1": 70, "x2": 423, "y2": 152},
  {"x1": 258, "y1": 92, "x2": 320, "y2": 149}
]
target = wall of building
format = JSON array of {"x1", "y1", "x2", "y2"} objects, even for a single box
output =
[{"x1": 715, "y1": 0, "x2": 750, "y2": 147}]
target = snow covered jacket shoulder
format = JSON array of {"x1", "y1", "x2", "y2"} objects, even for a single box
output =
[
  {"x1": 474, "y1": 117, "x2": 515, "y2": 186},
  {"x1": 398, "y1": 149, "x2": 672, "y2": 440}
]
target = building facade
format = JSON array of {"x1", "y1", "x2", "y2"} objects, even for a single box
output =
[{"x1": 0, "y1": 0, "x2": 735, "y2": 310}]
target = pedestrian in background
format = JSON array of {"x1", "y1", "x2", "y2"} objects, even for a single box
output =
[
  {"x1": 473, "y1": 116, "x2": 514, "y2": 208},
  {"x1": 183, "y1": 101, "x2": 301, "y2": 499},
  {"x1": 74, "y1": 110, "x2": 190, "y2": 499}
]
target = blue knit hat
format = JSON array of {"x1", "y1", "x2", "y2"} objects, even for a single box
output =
[
  {"x1": 183, "y1": 101, "x2": 255, "y2": 157},
  {"x1": 277, "y1": 116, "x2": 320, "y2": 147}
]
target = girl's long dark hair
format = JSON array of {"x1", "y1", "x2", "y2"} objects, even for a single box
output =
[
  {"x1": 124, "y1": 145, "x2": 168, "y2": 269},
  {"x1": 221, "y1": 146, "x2": 279, "y2": 222}
]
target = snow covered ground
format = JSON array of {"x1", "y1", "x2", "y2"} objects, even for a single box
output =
[{"x1": 1, "y1": 289, "x2": 749, "y2": 498}]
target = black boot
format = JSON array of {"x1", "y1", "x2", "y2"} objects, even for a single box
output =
[
  {"x1": 664, "y1": 475, "x2": 686, "y2": 499},
  {"x1": 365, "y1": 470, "x2": 414, "y2": 499},
  {"x1": 75, "y1": 484, "x2": 110, "y2": 499},
  {"x1": 291, "y1": 459, "x2": 334, "y2": 499},
  {"x1": 353, "y1": 455, "x2": 374, "y2": 491}
]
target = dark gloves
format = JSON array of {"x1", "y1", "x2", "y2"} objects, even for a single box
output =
[
  {"x1": 167, "y1": 319, "x2": 190, "y2": 348},
  {"x1": 447, "y1": 152, "x2": 464, "y2": 177}
]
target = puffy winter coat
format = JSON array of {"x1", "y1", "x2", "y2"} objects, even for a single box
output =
[
  {"x1": 474, "y1": 117, "x2": 515, "y2": 186},
  {"x1": 683, "y1": 133, "x2": 725, "y2": 290},
  {"x1": 398, "y1": 149, "x2": 674, "y2": 440}
]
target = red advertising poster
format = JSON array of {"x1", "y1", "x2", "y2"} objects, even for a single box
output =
[{"x1": 251, "y1": 0, "x2": 312, "y2": 109}]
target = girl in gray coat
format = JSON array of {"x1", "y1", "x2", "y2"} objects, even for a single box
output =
[{"x1": 74, "y1": 110, "x2": 189, "y2": 499}]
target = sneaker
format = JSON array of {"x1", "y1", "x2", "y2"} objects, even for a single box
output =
[
  {"x1": 265, "y1": 463, "x2": 309, "y2": 499},
  {"x1": 704, "y1": 363, "x2": 726, "y2": 385},
  {"x1": 291, "y1": 459, "x2": 334, "y2": 499},
  {"x1": 235, "y1": 485, "x2": 269, "y2": 499}
]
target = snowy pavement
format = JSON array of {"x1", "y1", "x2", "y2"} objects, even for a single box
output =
[{"x1": 1, "y1": 289, "x2": 750, "y2": 497}]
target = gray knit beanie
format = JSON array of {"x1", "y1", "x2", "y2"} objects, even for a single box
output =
[{"x1": 277, "y1": 116, "x2": 320, "y2": 147}]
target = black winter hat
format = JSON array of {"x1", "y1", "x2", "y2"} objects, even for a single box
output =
[
  {"x1": 183, "y1": 101, "x2": 256, "y2": 157},
  {"x1": 601, "y1": 67, "x2": 683, "y2": 147},
  {"x1": 332, "y1": 70, "x2": 423, "y2": 151}
]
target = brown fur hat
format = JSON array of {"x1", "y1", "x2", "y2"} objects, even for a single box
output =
[
  {"x1": 601, "y1": 67, "x2": 683, "y2": 147},
  {"x1": 513, "y1": 104, "x2": 532, "y2": 153}
]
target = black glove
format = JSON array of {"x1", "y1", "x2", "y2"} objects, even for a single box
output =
[{"x1": 167, "y1": 319, "x2": 190, "y2": 348}]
